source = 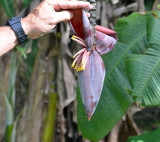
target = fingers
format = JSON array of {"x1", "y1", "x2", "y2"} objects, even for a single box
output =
[
  {"x1": 53, "y1": 11, "x2": 90, "y2": 25},
  {"x1": 55, "y1": 1, "x2": 93, "y2": 11},
  {"x1": 54, "y1": 10, "x2": 73, "y2": 24},
  {"x1": 54, "y1": 12, "x2": 90, "y2": 25}
]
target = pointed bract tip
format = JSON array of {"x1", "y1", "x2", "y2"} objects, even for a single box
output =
[
  {"x1": 87, "y1": 111, "x2": 93, "y2": 121},
  {"x1": 87, "y1": 116, "x2": 91, "y2": 121}
]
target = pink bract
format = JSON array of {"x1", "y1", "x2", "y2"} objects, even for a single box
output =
[{"x1": 69, "y1": 9, "x2": 118, "y2": 121}]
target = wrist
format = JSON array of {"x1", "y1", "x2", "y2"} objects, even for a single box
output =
[
  {"x1": 6, "y1": 17, "x2": 28, "y2": 44},
  {"x1": 7, "y1": 26, "x2": 18, "y2": 45},
  {"x1": 21, "y1": 16, "x2": 32, "y2": 39},
  {"x1": 21, "y1": 14, "x2": 42, "y2": 39}
]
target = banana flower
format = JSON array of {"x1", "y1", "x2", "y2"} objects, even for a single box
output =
[{"x1": 69, "y1": 9, "x2": 118, "y2": 121}]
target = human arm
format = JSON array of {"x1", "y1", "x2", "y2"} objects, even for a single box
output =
[{"x1": 0, "y1": 0, "x2": 92, "y2": 56}]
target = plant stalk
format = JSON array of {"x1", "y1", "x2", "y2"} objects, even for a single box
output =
[{"x1": 89, "y1": 0, "x2": 96, "y2": 45}]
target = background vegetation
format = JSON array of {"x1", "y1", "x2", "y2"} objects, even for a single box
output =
[{"x1": 0, "y1": 0, "x2": 160, "y2": 142}]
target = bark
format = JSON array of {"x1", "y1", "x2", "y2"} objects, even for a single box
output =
[
  {"x1": 16, "y1": 33, "x2": 57, "y2": 142},
  {"x1": 137, "y1": 0, "x2": 145, "y2": 12},
  {"x1": 16, "y1": 22, "x2": 79, "y2": 142},
  {"x1": 101, "y1": 1, "x2": 109, "y2": 27},
  {"x1": 113, "y1": 2, "x2": 138, "y2": 17}
]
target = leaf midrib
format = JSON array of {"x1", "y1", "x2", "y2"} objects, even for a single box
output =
[
  {"x1": 105, "y1": 31, "x2": 147, "y2": 81},
  {"x1": 137, "y1": 57, "x2": 160, "y2": 104}
]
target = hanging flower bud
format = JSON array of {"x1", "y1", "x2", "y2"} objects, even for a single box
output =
[{"x1": 69, "y1": 9, "x2": 118, "y2": 121}]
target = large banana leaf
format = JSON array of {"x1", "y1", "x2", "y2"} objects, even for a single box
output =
[
  {"x1": 125, "y1": 12, "x2": 160, "y2": 106},
  {"x1": 127, "y1": 128, "x2": 160, "y2": 142},
  {"x1": 147, "y1": 15, "x2": 160, "y2": 50},
  {"x1": 125, "y1": 54, "x2": 160, "y2": 106},
  {"x1": 77, "y1": 13, "x2": 148, "y2": 141},
  {"x1": 145, "y1": 13, "x2": 160, "y2": 56}
]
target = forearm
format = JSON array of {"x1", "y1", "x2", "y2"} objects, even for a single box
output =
[
  {"x1": 0, "y1": 0, "x2": 92, "y2": 57},
  {"x1": 0, "y1": 16, "x2": 34, "y2": 57},
  {"x1": 0, "y1": 26, "x2": 18, "y2": 56}
]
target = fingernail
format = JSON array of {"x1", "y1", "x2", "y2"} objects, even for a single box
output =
[{"x1": 86, "y1": 2, "x2": 90, "y2": 6}]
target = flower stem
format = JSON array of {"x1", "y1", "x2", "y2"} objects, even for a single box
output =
[{"x1": 89, "y1": 0, "x2": 96, "y2": 45}]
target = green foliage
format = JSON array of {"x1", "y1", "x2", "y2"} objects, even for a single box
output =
[
  {"x1": 127, "y1": 128, "x2": 160, "y2": 142},
  {"x1": 1, "y1": 89, "x2": 23, "y2": 142},
  {"x1": 42, "y1": 93, "x2": 58, "y2": 142},
  {"x1": 0, "y1": 0, "x2": 14, "y2": 18},
  {"x1": 146, "y1": 13, "x2": 160, "y2": 52},
  {"x1": 3, "y1": 93, "x2": 14, "y2": 142},
  {"x1": 125, "y1": 11, "x2": 160, "y2": 107},
  {"x1": 0, "y1": 89, "x2": 13, "y2": 142},
  {"x1": 24, "y1": 40, "x2": 38, "y2": 78},
  {"x1": 16, "y1": 46, "x2": 27, "y2": 59},
  {"x1": 4, "y1": 51, "x2": 20, "y2": 142},
  {"x1": 0, "y1": 1, "x2": 34, "y2": 142},
  {"x1": 23, "y1": 0, "x2": 32, "y2": 7},
  {"x1": 3, "y1": 93, "x2": 14, "y2": 127},
  {"x1": 125, "y1": 54, "x2": 160, "y2": 106},
  {"x1": 8, "y1": 51, "x2": 18, "y2": 104},
  {"x1": 145, "y1": 0, "x2": 154, "y2": 11},
  {"x1": 77, "y1": 13, "x2": 149, "y2": 141}
]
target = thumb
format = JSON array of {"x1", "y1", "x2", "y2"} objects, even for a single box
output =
[{"x1": 54, "y1": 10, "x2": 73, "y2": 24}]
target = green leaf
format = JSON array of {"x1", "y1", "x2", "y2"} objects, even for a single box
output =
[
  {"x1": 5, "y1": 125, "x2": 13, "y2": 142},
  {"x1": 115, "y1": 13, "x2": 147, "y2": 48},
  {"x1": 23, "y1": 0, "x2": 32, "y2": 7},
  {"x1": 8, "y1": 51, "x2": 17, "y2": 108},
  {"x1": 127, "y1": 128, "x2": 160, "y2": 142},
  {"x1": 42, "y1": 93, "x2": 58, "y2": 142},
  {"x1": 144, "y1": 15, "x2": 160, "y2": 57},
  {"x1": 125, "y1": 12, "x2": 160, "y2": 106},
  {"x1": 0, "y1": 0, "x2": 14, "y2": 18},
  {"x1": 77, "y1": 12, "x2": 148, "y2": 141},
  {"x1": 2, "y1": 93, "x2": 14, "y2": 126},
  {"x1": 125, "y1": 54, "x2": 160, "y2": 106},
  {"x1": 16, "y1": 46, "x2": 27, "y2": 59},
  {"x1": 11, "y1": 109, "x2": 23, "y2": 142},
  {"x1": 147, "y1": 16, "x2": 160, "y2": 51},
  {"x1": 1, "y1": 91, "x2": 14, "y2": 142}
]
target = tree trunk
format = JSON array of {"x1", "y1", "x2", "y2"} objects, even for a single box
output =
[{"x1": 16, "y1": 22, "x2": 80, "y2": 142}]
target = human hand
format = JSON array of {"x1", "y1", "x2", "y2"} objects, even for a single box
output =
[{"x1": 21, "y1": 0, "x2": 93, "y2": 39}]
